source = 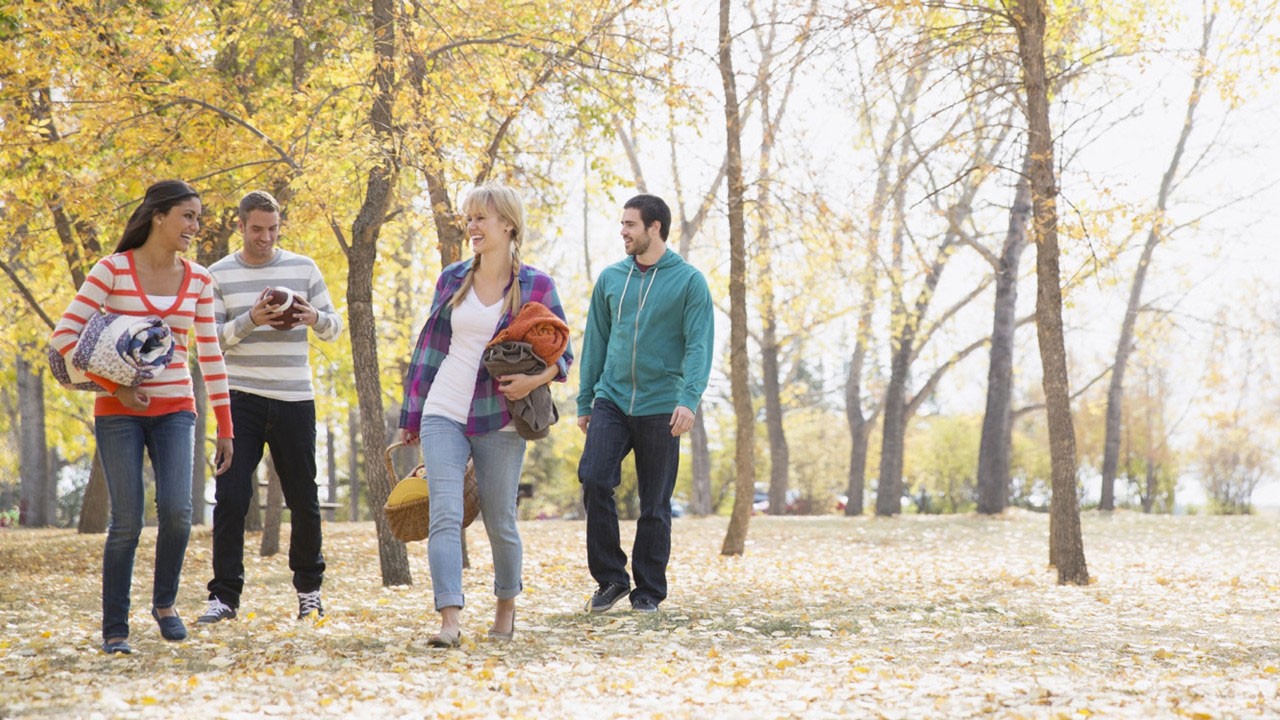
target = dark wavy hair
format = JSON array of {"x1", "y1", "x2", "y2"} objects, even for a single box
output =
[
  {"x1": 623, "y1": 194, "x2": 671, "y2": 241},
  {"x1": 114, "y1": 180, "x2": 201, "y2": 253}
]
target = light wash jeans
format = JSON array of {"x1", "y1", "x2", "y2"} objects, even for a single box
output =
[
  {"x1": 95, "y1": 411, "x2": 196, "y2": 640},
  {"x1": 419, "y1": 415, "x2": 527, "y2": 611}
]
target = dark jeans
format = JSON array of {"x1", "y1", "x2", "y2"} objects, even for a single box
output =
[
  {"x1": 578, "y1": 398, "x2": 680, "y2": 605},
  {"x1": 95, "y1": 411, "x2": 196, "y2": 641},
  {"x1": 209, "y1": 392, "x2": 324, "y2": 607}
]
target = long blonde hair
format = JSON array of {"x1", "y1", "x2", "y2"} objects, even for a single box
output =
[{"x1": 453, "y1": 183, "x2": 524, "y2": 317}]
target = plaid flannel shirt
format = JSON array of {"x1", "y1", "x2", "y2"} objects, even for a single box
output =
[{"x1": 399, "y1": 260, "x2": 573, "y2": 436}]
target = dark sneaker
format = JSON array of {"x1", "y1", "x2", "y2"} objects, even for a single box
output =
[
  {"x1": 631, "y1": 597, "x2": 659, "y2": 613},
  {"x1": 196, "y1": 598, "x2": 236, "y2": 624},
  {"x1": 586, "y1": 582, "x2": 630, "y2": 614},
  {"x1": 297, "y1": 590, "x2": 324, "y2": 620}
]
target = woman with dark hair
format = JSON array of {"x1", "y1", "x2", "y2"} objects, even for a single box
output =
[{"x1": 49, "y1": 180, "x2": 235, "y2": 655}]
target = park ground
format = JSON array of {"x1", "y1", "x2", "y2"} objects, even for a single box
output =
[{"x1": 2, "y1": 511, "x2": 1280, "y2": 719}]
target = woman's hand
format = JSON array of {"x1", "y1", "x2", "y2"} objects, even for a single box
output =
[
  {"x1": 115, "y1": 386, "x2": 150, "y2": 410},
  {"x1": 399, "y1": 427, "x2": 420, "y2": 445},
  {"x1": 498, "y1": 365, "x2": 558, "y2": 402},
  {"x1": 214, "y1": 438, "x2": 234, "y2": 475}
]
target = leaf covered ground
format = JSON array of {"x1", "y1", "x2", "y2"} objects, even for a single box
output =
[{"x1": 2, "y1": 511, "x2": 1279, "y2": 719}]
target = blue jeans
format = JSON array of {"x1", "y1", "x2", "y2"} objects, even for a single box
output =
[
  {"x1": 578, "y1": 398, "x2": 680, "y2": 605},
  {"x1": 95, "y1": 411, "x2": 196, "y2": 640},
  {"x1": 419, "y1": 415, "x2": 527, "y2": 611},
  {"x1": 209, "y1": 392, "x2": 324, "y2": 607}
]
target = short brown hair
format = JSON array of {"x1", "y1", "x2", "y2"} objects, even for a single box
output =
[{"x1": 238, "y1": 190, "x2": 280, "y2": 220}]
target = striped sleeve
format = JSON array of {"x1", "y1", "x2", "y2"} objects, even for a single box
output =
[
  {"x1": 308, "y1": 261, "x2": 343, "y2": 342},
  {"x1": 49, "y1": 257, "x2": 122, "y2": 393},
  {"x1": 192, "y1": 268, "x2": 234, "y2": 438}
]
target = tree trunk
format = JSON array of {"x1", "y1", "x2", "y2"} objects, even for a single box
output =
[
  {"x1": 345, "y1": 0, "x2": 410, "y2": 586},
  {"x1": 1142, "y1": 460, "x2": 1157, "y2": 513},
  {"x1": 191, "y1": 359, "x2": 209, "y2": 525},
  {"x1": 976, "y1": 151, "x2": 1032, "y2": 514},
  {"x1": 1012, "y1": 0, "x2": 1089, "y2": 585},
  {"x1": 844, "y1": 254, "x2": 878, "y2": 518},
  {"x1": 763, "y1": 324, "x2": 788, "y2": 515},
  {"x1": 326, "y1": 420, "x2": 338, "y2": 522},
  {"x1": 348, "y1": 404, "x2": 361, "y2": 521},
  {"x1": 78, "y1": 452, "x2": 109, "y2": 534},
  {"x1": 245, "y1": 467, "x2": 262, "y2": 533},
  {"x1": 845, "y1": 419, "x2": 872, "y2": 518},
  {"x1": 875, "y1": 349, "x2": 909, "y2": 516},
  {"x1": 1100, "y1": 14, "x2": 1213, "y2": 511},
  {"x1": 690, "y1": 410, "x2": 712, "y2": 515},
  {"x1": 873, "y1": 101, "x2": 918, "y2": 519},
  {"x1": 17, "y1": 347, "x2": 53, "y2": 527},
  {"x1": 260, "y1": 456, "x2": 283, "y2": 557},
  {"x1": 719, "y1": 0, "x2": 755, "y2": 556},
  {"x1": 754, "y1": 36, "x2": 791, "y2": 518}
]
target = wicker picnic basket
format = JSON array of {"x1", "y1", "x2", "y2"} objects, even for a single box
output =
[{"x1": 382, "y1": 440, "x2": 480, "y2": 543}]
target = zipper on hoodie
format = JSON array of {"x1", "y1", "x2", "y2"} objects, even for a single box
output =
[{"x1": 621, "y1": 262, "x2": 659, "y2": 414}]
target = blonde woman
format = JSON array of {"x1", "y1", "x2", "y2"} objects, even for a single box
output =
[{"x1": 398, "y1": 184, "x2": 573, "y2": 646}]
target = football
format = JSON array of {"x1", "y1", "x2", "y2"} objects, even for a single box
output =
[{"x1": 261, "y1": 287, "x2": 304, "y2": 330}]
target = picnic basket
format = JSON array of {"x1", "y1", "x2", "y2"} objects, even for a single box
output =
[{"x1": 382, "y1": 440, "x2": 479, "y2": 543}]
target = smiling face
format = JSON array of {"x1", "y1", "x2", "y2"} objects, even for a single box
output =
[
  {"x1": 238, "y1": 209, "x2": 281, "y2": 265},
  {"x1": 620, "y1": 207, "x2": 656, "y2": 258},
  {"x1": 152, "y1": 198, "x2": 202, "y2": 253},
  {"x1": 465, "y1": 203, "x2": 514, "y2": 259}
]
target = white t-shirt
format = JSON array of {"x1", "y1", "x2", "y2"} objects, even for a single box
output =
[{"x1": 422, "y1": 288, "x2": 505, "y2": 424}]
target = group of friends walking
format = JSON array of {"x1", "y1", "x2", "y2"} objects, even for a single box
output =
[{"x1": 49, "y1": 180, "x2": 714, "y2": 654}]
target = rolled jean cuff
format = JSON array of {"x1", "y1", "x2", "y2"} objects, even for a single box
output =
[
  {"x1": 494, "y1": 580, "x2": 523, "y2": 600},
  {"x1": 434, "y1": 593, "x2": 465, "y2": 612}
]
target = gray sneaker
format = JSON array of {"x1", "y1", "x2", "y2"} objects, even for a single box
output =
[
  {"x1": 631, "y1": 597, "x2": 659, "y2": 613},
  {"x1": 586, "y1": 582, "x2": 630, "y2": 613},
  {"x1": 197, "y1": 597, "x2": 236, "y2": 624}
]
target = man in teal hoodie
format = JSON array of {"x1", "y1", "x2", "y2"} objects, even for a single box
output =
[{"x1": 577, "y1": 194, "x2": 714, "y2": 614}]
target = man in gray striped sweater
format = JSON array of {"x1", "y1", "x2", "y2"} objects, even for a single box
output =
[{"x1": 199, "y1": 190, "x2": 344, "y2": 624}]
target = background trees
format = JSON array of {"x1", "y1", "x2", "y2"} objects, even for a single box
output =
[{"x1": 3, "y1": 0, "x2": 1280, "y2": 587}]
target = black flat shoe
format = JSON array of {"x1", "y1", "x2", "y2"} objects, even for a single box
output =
[
  {"x1": 152, "y1": 607, "x2": 188, "y2": 641},
  {"x1": 102, "y1": 639, "x2": 132, "y2": 655}
]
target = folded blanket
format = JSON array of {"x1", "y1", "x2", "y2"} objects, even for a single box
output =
[
  {"x1": 487, "y1": 301, "x2": 569, "y2": 366},
  {"x1": 482, "y1": 341, "x2": 559, "y2": 440},
  {"x1": 48, "y1": 313, "x2": 175, "y2": 392}
]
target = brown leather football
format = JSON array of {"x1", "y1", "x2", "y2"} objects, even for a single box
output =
[{"x1": 262, "y1": 287, "x2": 303, "y2": 330}]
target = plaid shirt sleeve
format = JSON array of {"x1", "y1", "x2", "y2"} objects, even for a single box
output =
[{"x1": 399, "y1": 270, "x2": 458, "y2": 431}]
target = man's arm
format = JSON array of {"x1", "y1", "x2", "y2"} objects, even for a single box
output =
[
  {"x1": 305, "y1": 261, "x2": 344, "y2": 341},
  {"x1": 576, "y1": 275, "x2": 612, "y2": 418},
  {"x1": 212, "y1": 272, "x2": 278, "y2": 350},
  {"x1": 678, "y1": 271, "x2": 715, "y2": 411}
]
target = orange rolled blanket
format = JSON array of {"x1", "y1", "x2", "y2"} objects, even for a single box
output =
[{"x1": 488, "y1": 301, "x2": 570, "y2": 366}]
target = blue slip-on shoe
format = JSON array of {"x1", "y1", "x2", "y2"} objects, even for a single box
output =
[
  {"x1": 101, "y1": 639, "x2": 133, "y2": 655},
  {"x1": 151, "y1": 607, "x2": 188, "y2": 641}
]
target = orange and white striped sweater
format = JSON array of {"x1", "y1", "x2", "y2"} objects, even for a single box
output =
[{"x1": 49, "y1": 251, "x2": 234, "y2": 438}]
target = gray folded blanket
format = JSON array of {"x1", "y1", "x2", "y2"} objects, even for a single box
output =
[{"x1": 482, "y1": 340, "x2": 559, "y2": 440}]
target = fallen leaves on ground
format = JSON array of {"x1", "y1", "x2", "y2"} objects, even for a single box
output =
[{"x1": 2, "y1": 511, "x2": 1280, "y2": 718}]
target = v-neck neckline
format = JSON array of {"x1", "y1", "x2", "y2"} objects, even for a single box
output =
[{"x1": 126, "y1": 250, "x2": 191, "y2": 316}]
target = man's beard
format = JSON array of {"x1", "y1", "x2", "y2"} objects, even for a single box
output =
[{"x1": 627, "y1": 235, "x2": 650, "y2": 257}]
